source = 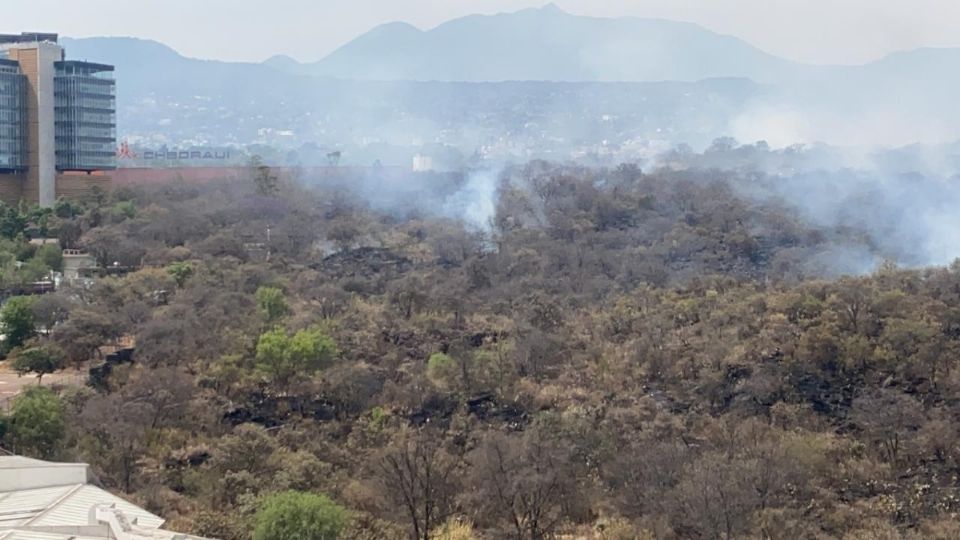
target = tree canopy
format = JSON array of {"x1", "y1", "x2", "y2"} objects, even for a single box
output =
[
  {"x1": 253, "y1": 491, "x2": 349, "y2": 540},
  {"x1": 256, "y1": 286, "x2": 288, "y2": 326},
  {"x1": 1, "y1": 296, "x2": 35, "y2": 355},
  {"x1": 3, "y1": 386, "x2": 64, "y2": 458},
  {"x1": 5, "y1": 161, "x2": 960, "y2": 539},
  {"x1": 11, "y1": 345, "x2": 64, "y2": 383},
  {"x1": 255, "y1": 327, "x2": 337, "y2": 389}
]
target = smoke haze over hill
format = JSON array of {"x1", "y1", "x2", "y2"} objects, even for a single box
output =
[
  {"x1": 60, "y1": 5, "x2": 960, "y2": 152},
  {"x1": 11, "y1": 5, "x2": 960, "y2": 540},
  {"x1": 52, "y1": 6, "x2": 960, "y2": 269}
]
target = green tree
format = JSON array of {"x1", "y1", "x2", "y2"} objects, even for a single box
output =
[
  {"x1": 87, "y1": 185, "x2": 108, "y2": 206},
  {"x1": 11, "y1": 345, "x2": 64, "y2": 384},
  {"x1": 426, "y1": 352, "x2": 458, "y2": 390},
  {"x1": 255, "y1": 327, "x2": 337, "y2": 389},
  {"x1": 166, "y1": 261, "x2": 194, "y2": 288},
  {"x1": 1, "y1": 296, "x2": 36, "y2": 355},
  {"x1": 53, "y1": 198, "x2": 80, "y2": 219},
  {"x1": 35, "y1": 244, "x2": 63, "y2": 272},
  {"x1": 4, "y1": 386, "x2": 64, "y2": 458},
  {"x1": 112, "y1": 200, "x2": 137, "y2": 221},
  {"x1": 54, "y1": 217, "x2": 82, "y2": 249},
  {"x1": 26, "y1": 206, "x2": 54, "y2": 237},
  {"x1": 0, "y1": 203, "x2": 27, "y2": 240},
  {"x1": 256, "y1": 286, "x2": 289, "y2": 326},
  {"x1": 253, "y1": 491, "x2": 349, "y2": 540},
  {"x1": 17, "y1": 257, "x2": 51, "y2": 283}
]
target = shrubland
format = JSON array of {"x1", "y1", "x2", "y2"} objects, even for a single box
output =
[{"x1": 2, "y1": 163, "x2": 960, "y2": 539}]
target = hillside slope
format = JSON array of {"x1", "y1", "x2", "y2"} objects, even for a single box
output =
[{"x1": 295, "y1": 4, "x2": 801, "y2": 83}]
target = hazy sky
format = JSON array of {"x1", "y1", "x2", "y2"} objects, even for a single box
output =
[{"x1": 4, "y1": 0, "x2": 958, "y2": 65}]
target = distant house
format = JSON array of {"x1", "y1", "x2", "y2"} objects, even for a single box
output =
[
  {"x1": 62, "y1": 249, "x2": 97, "y2": 283},
  {"x1": 0, "y1": 455, "x2": 212, "y2": 540},
  {"x1": 412, "y1": 154, "x2": 434, "y2": 172}
]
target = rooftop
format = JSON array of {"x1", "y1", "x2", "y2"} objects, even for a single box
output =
[
  {"x1": 0, "y1": 483, "x2": 164, "y2": 530},
  {"x1": 54, "y1": 60, "x2": 115, "y2": 75},
  {"x1": 0, "y1": 33, "x2": 58, "y2": 45},
  {"x1": 0, "y1": 456, "x2": 78, "y2": 469},
  {"x1": 0, "y1": 456, "x2": 211, "y2": 540}
]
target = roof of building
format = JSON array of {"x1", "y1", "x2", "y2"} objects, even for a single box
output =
[
  {"x1": 0, "y1": 456, "x2": 211, "y2": 540},
  {"x1": 0, "y1": 33, "x2": 59, "y2": 45},
  {"x1": 0, "y1": 484, "x2": 165, "y2": 529},
  {"x1": 0, "y1": 532, "x2": 106, "y2": 540},
  {"x1": 54, "y1": 60, "x2": 114, "y2": 73},
  {"x1": 0, "y1": 456, "x2": 78, "y2": 470},
  {"x1": 0, "y1": 530, "x2": 203, "y2": 540}
]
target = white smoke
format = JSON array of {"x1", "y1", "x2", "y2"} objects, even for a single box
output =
[
  {"x1": 729, "y1": 98, "x2": 960, "y2": 149},
  {"x1": 729, "y1": 104, "x2": 812, "y2": 149},
  {"x1": 441, "y1": 168, "x2": 500, "y2": 231}
]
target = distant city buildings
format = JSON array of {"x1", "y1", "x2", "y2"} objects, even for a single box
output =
[
  {"x1": 412, "y1": 153, "x2": 434, "y2": 172},
  {"x1": 0, "y1": 33, "x2": 115, "y2": 207}
]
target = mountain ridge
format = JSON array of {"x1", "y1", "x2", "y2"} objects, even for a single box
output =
[
  {"x1": 253, "y1": 5, "x2": 960, "y2": 87},
  {"x1": 62, "y1": 7, "x2": 960, "y2": 85},
  {"x1": 295, "y1": 5, "x2": 800, "y2": 82},
  {"x1": 56, "y1": 6, "x2": 960, "y2": 147}
]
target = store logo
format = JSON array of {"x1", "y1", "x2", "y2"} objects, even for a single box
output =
[
  {"x1": 116, "y1": 142, "x2": 232, "y2": 161},
  {"x1": 116, "y1": 141, "x2": 137, "y2": 159}
]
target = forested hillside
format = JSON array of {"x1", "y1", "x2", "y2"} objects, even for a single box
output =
[{"x1": 3, "y1": 163, "x2": 960, "y2": 539}]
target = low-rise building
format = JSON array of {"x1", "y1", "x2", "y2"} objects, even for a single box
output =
[
  {"x1": 0, "y1": 455, "x2": 211, "y2": 540},
  {"x1": 62, "y1": 248, "x2": 97, "y2": 283}
]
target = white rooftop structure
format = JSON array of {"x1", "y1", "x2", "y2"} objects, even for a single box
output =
[{"x1": 0, "y1": 456, "x2": 211, "y2": 540}]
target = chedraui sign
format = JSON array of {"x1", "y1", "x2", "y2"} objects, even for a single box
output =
[
  {"x1": 117, "y1": 142, "x2": 242, "y2": 167},
  {"x1": 142, "y1": 149, "x2": 232, "y2": 160}
]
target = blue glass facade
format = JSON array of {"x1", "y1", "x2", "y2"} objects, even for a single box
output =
[
  {"x1": 0, "y1": 60, "x2": 25, "y2": 172},
  {"x1": 54, "y1": 61, "x2": 116, "y2": 171}
]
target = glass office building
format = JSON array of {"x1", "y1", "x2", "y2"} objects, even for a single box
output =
[
  {"x1": 54, "y1": 61, "x2": 116, "y2": 171},
  {"x1": 0, "y1": 32, "x2": 116, "y2": 206},
  {"x1": 0, "y1": 59, "x2": 25, "y2": 172}
]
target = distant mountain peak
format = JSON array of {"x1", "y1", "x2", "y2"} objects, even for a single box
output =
[
  {"x1": 539, "y1": 3, "x2": 566, "y2": 14},
  {"x1": 263, "y1": 54, "x2": 301, "y2": 69},
  {"x1": 304, "y1": 6, "x2": 798, "y2": 83},
  {"x1": 370, "y1": 21, "x2": 422, "y2": 35},
  {"x1": 513, "y1": 3, "x2": 568, "y2": 17}
]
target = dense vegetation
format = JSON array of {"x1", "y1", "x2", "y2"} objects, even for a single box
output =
[{"x1": 3, "y1": 163, "x2": 960, "y2": 539}]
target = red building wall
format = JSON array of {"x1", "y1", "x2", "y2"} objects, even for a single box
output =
[{"x1": 111, "y1": 166, "x2": 409, "y2": 186}]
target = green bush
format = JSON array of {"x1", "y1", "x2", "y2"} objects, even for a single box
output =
[
  {"x1": 426, "y1": 352, "x2": 458, "y2": 389},
  {"x1": 255, "y1": 327, "x2": 338, "y2": 388},
  {"x1": 253, "y1": 491, "x2": 349, "y2": 540},
  {"x1": 256, "y1": 286, "x2": 289, "y2": 325},
  {"x1": 0, "y1": 296, "x2": 35, "y2": 354},
  {"x1": 166, "y1": 261, "x2": 195, "y2": 288},
  {"x1": 5, "y1": 386, "x2": 64, "y2": 458},
  {"x1": 112, "y1": 201, "x2": 137, "y2": 221},
  {"x1": 11, "y1": 345, "x2": 65, "y2": 383},
  {"x1": 35, "y1": 244, "x2": 63, "y2": 272}
]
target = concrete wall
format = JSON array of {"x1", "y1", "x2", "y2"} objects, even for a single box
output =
[
  {"x1": 0, "y1": 462, "x2": 90, "y2": 491},
  {"x1": 6, "y1": 43, "x2": 63, "y2": 207},
  {"x1": 35, "y1": 43, "x2": 59, "y2": 208},
  {"x1": 56, "y1": 171, "x2": 111, "y2": 199},
  {"x1": 0, "y1": 172, "x2": 24, "y2": 202},
  {"x1": 0, "y1": 171, "x2": 108, "y2": 206},
  {"x1": 63, "y1": 250, "x2": 97, "y2": 281},
  {"x1": 111, "y1": 166, "x2": 409, "y2": 186}
]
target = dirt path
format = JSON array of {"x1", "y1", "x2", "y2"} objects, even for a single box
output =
[{"x1": 0, "y1": 363, "x2": 86, "y2": 409}]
